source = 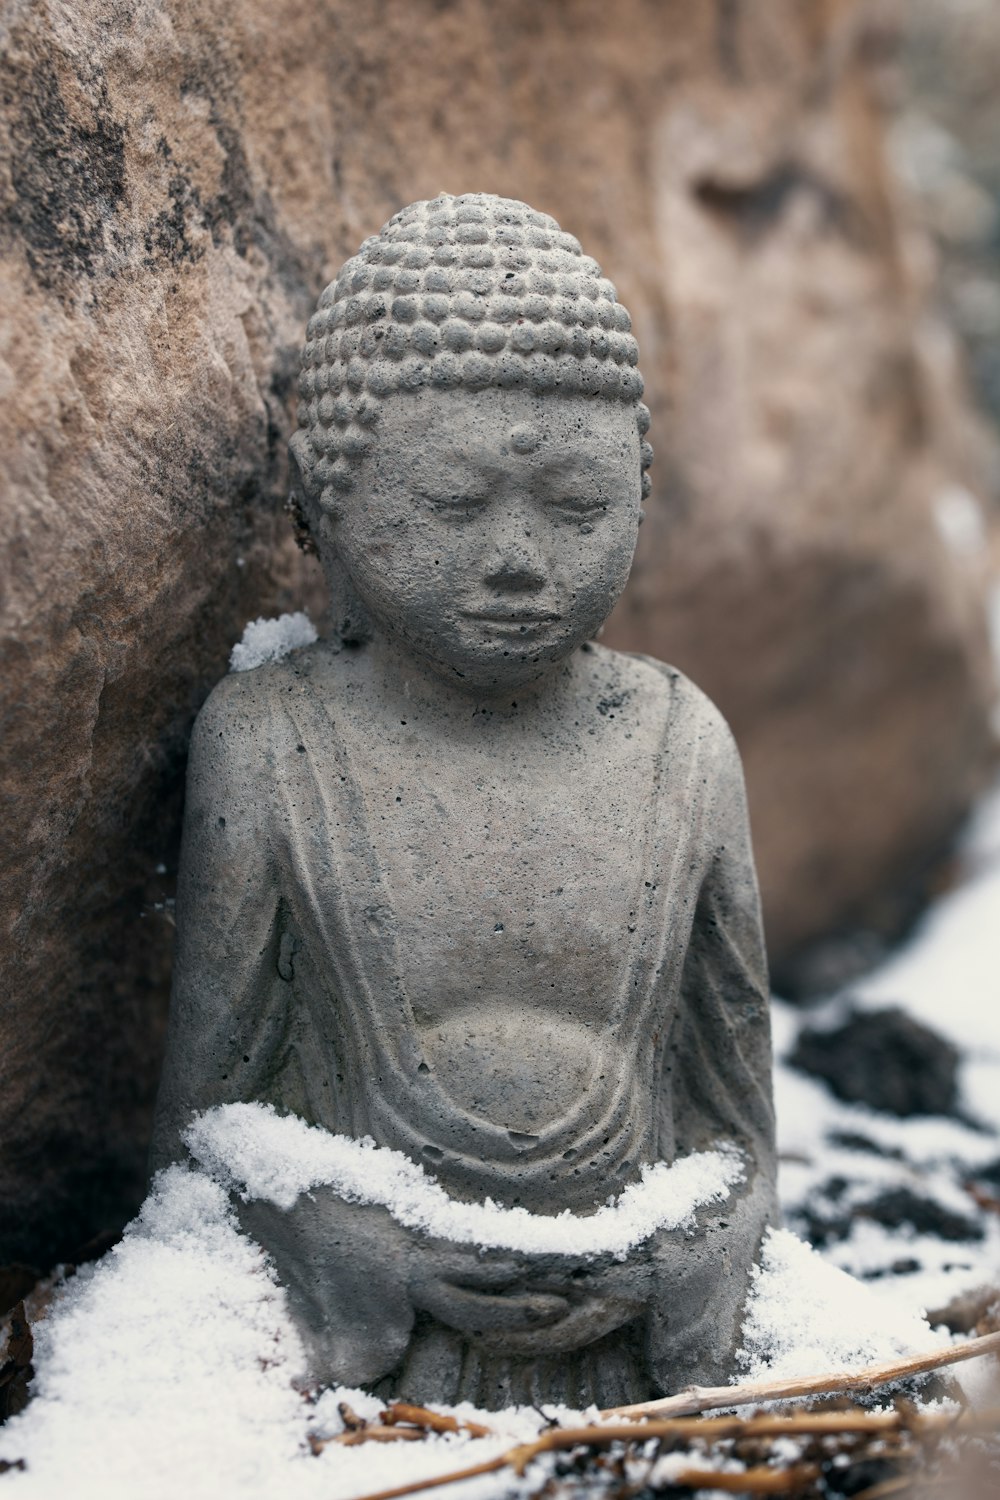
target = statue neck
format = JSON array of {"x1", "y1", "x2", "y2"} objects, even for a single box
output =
[
  {"x1": 322, "y1": 553, "x2": 375, "y2": 647},
  {"x1": 362, "y1": 631, "x2": 572, "y2": 719}
]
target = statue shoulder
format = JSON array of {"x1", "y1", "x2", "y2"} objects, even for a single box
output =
[
  {"x1": 585, "y1": 643, "x2": 740, "y2": 771},
  {"x1": 188, "y1": 648, "x2": 324, "y2": 784},
  {"x1": 667, "y1": 667, "x2": 741, "y2": 772}
]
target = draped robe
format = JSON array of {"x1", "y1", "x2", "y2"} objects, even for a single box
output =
[{"x1": 151, "y1": 642, "x2": 777, "y2": 1407}]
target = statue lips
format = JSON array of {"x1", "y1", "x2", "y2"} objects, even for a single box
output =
[{"x1": 462, "y1": 608, "x2": 561, "y2": 638}]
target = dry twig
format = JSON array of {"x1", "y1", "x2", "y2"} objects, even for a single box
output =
[
  {"x1": 311, "y1": 1397, "x2": 494, "y2": 1453},
  {"x1": 331, "y1": 1333, "x2": 1000, "y2": 1500},
  {"x1": 337, "y1": 1428, "x2": 428, "y2": 1448},
  {"x1": 338, "y1": 1400, "x2": 367, "y2": 1431},
  {"x1": 661, "y1": 1467, "x2": 820, "y2": 1494},
  {"x1": 343, "y1": 1454, "x2": 511, "y2": 1500},
  {"x1": 337, "y1": 1407, "x2": 1000, "y2": 1500},
  {"x1": 601, "y1": 1328, "x2": 1000, "y2": 1419},
  {"x1": 381, "y1": 1402, "x2": 493, "y2": 1438}
]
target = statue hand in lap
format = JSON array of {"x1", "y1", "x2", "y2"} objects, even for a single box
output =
[
  {"x1": 237, "y1": 1192, "x2": 416, "y2": 1388},
  {"x1": 152, "y1": 193, "x2": 777, "y2": 1410},
  {"x1": 240, "y1": 1191, "x2": 644, "y2": 1379}
]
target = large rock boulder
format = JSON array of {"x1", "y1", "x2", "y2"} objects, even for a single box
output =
[
  {"x1": 600, "y1": 6, "x2": 998, "y2": 973},
  {"x1": 0, "y1": 0, "x2": 995, "y2": 1267}
]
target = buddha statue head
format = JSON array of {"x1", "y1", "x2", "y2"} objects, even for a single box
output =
[{"x1": 289, "y1": 193, "x2": 653, "y2": 692}]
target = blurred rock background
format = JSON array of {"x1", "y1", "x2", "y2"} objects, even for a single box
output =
[
  {"x1": 0, "y1": 0, "x2": 997, "y2": 1272},
  {"x1": 889, "y1": 0, "x2": 1000, "y2": 456}
]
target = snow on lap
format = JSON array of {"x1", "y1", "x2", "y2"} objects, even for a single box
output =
[{"x1": 183, "y1": 1103, "x2": 745, "y2": 1256}]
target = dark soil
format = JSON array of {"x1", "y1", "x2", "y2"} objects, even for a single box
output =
[{"x1": 789, "y1": 1006, "x2": 960, "y2": 1118}]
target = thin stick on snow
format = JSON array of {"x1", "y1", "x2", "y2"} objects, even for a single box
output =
[
  {"x1": 329, "y1": 1427, "x2": 428, "y2": 1448},
  {"x1": 601, "y1": 1327, "x2": 1000, "y2": 1419},
  {"x1": 658, "y1": 1467, "x2": 820, "y2": 1494},
  {"x1": 350, "y1": 1464, "x2": 815, "y2": 1500},
  {"x1": 312, "y1": 1401, "x2": 494, "y2": 1452},
  {"x1": 380, "y1": 1402, "x2": 493, "y2": 1438},
  {"x1": 342, "y1": 1454, "x2": 509, "y2": 1500},
  {"x1": 338, "y1": 1406, "x2": 1000, "y2": 1500}
]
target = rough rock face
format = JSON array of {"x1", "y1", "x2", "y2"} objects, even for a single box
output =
[
  {"x1": 599, "y1": 4, "x2": 999, "y2": 976},
  {"x1": 0, "y1": 0, "x2": 995, "y2": 1267}
]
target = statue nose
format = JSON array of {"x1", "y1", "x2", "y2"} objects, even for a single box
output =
[{"x1": 484, "y1": 539, "x2": 547, "y2": 592}]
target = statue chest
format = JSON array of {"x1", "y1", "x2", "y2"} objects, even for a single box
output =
[{"x1": 327, "y1": 731, "x2": 661, "y2": 1131}]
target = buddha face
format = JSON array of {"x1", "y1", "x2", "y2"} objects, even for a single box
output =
[{"x1": 321, "y1": 388, "x2": 642, "y2": 693}]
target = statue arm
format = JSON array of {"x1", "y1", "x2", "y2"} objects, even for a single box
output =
[
  {"x1": 665, "y1": 715, "x2": 775, "y2": 1170},
  {"x1": 151, "y1": 670, "x2": 419, "y2": 1386},
  {"x1": 646, "y1": 701, "x2": 778, "y2": 1391},
  {"x1": 149, "y1": 677, "x2": 288, "y2": 1174}
]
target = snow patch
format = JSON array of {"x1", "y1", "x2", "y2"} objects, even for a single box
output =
[
  {"x1": 770, "y1": 772, "x2": 1000, "y2": 1321},
  {"x1": 737, "y1": 1228, "x2": 948, "y2": 1382},
  {"x1": 184, "y1": 1103, "x2": 745, "y2": 1259},
  {"x1": 0, "y1": 1167, "x2": 308, "y2": 1499},
  {"x1": 0, "y1": 1179, "x2": 968, "y2": 1500},
  {"x1": 0, "y1": 1167, "x2": 555, "y2": 1500},
  {"x1": 229, "y1": 612, "x2": 317, "y2": 672}
]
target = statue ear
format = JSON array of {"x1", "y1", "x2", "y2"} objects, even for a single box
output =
[
  {"x1": 288, "y1": 429, "x2": 316, "y2": 499},
  {"x1": 289, "y1": 428, "x2": 342, "y2": 526},
  {"x1": 287, "y1": 430, "x2": 323, "y2": 556}
]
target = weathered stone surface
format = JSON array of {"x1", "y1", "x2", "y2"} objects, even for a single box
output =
[
  {"x1": 0, "y1": 0, "x2": 995, "y2": 1266},
  {"x1": 148, "y1": 194, "x2": 778, "y2": 1404}
]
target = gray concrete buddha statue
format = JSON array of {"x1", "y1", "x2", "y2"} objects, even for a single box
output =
[{"x1": 151, "y1": 193, "x2": 777, "y2": 1411}]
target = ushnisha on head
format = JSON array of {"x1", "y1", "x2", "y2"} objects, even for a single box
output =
[{"x1": 289, "y1": 193, "x2": 653, "y2": 692}]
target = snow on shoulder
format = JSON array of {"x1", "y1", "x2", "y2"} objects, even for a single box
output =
[
  {"x1": 229, "y1": 612, "x2": 317, "y2": 672},
  {"x1": 184, "y1": 1103, "x2": 745, "y2": 1259}
]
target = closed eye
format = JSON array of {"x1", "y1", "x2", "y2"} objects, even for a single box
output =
[
  {"x1": 422, "y1": 492, "x2": 491, "y2": 517},
  {"x1": 548, "y1": 496, "x2": 608, "y2": 519}
]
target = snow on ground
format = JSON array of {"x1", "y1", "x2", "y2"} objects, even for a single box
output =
[
  {"x1": 0, "y1": 1174, "x2": 948, "y2": 1500},
  {"x1": 773, "y1": 777, "x2": 1000, "y2": 1323},
  {"x1": 736, "y1": 1228, "x2": 950, "y2": 1382},
  {"x1": 854, "y1": 781, "x2": 1000, "y2": 1075},
  {"x1": 0, "y1": 1167, "x2": 544, "y2": 1500},
  {"x1": 1, "y1": 752, "x2": 998, "y2": 1494}
]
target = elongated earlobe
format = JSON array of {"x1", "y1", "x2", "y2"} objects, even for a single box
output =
[
  {"x1": 288, "y1": 430, "x2": 373, "y2": 645},
  {"x1": 287, "y1": 430, "x2": 320, "y2": 555}
]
